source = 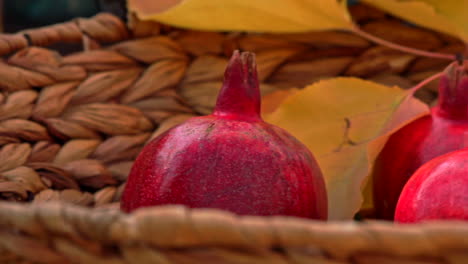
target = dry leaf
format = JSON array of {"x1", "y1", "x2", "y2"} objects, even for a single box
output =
[
  {"x1": 128, "y1": 0, "x2": 353, "y2": 32},
  {"x1": 422, "y1": 0, "x2": 468, "y2": 40},
  {"x1": 363, "y1": 0, "x2": 468, "y2": 42},
  {"x1": 265, "y1": 78, "x2": 429, "y2": 219}
]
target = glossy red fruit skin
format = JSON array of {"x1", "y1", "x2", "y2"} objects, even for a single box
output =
[
  {"x1": 121, "y1": 116, "x2": 327, "y2": 218},
  {"x1": 121, "y1": 51, "x2": 328, "y2": 219},
  {"x1": 395, "y1": 148, "x2": 468, "y2": 223},
  {"x1": 373, "y1": 61, "x2": 468, "y2": 220}
]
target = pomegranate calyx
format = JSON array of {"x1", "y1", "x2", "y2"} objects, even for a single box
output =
[{"x1": 437, "y1": 61, "x2": 468, "y2": 120}]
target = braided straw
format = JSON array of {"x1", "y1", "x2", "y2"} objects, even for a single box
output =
[
  {"x1": 0, "y1": 3, "x2": 467, "y2": 263},
  {"x1": 0, "y1": 13, "x2": 130, "y2": 55},
  {"x1": 0, "y1": 202, "x2": 466, "y2": 264}
]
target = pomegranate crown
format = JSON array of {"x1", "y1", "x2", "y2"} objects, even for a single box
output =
[
  {"x1": 213, "y1": 50, "x2": 262, "y2": 121},
  {"x1": 437, "y1": 60, "x2": 468, "y2": 119}
]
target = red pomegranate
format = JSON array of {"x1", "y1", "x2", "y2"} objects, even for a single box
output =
[
  {"x1": 372, "y1": 61, "x2": 468, "y2": 220},
  {"x1": 121, "y1": 51, "x2": 328, "y2": 219},
  {"x1": 395, "y1": 148, "x2": 468, "y2": 222}
]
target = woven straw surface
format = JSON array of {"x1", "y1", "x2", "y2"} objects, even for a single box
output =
[
  {"x1": 0, "y1": 202, "x2": 467, "y2": 264},
  {"x1": 0, "y1": 4, "x2": 467, "y2": 263}
]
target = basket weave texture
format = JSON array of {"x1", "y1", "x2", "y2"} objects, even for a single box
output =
[{"x1": 0, "y1": 4, "x2": 467, "y2": 263}]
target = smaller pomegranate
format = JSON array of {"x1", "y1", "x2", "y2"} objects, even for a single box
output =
[
  {"x1": 121, "y1": 50, "x2": 328, "y2": 219},
  {"x1": 372, "y1": 61, "x2": 468, "y2": 220},
  {"x1": 395, "y1": 148, "x2": 468, "y2": 223}
]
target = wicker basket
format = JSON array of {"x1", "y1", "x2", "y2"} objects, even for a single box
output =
[{"x1": 0, "y1": 4, "x2": 467, "y2": 263}]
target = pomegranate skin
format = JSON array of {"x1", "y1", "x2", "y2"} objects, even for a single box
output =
[
  {"x1": 395, "y1": 148, "x2": 468, "y2": 223},
  {"x1": 121, "y1": 51, "x2": 328, "y2": 219},
  {"x1": 373, "y1": 61, "x2": 468, "y2": 220},
  {"x1": 121, "y1": 116, "x2": 327, "y2": 218}
]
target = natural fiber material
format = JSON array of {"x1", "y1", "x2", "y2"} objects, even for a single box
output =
[
  {"x1": 0, "y1": 3, "x2": 467, "y2": 263},
  {"x1": 0, "y1": 202, "x2": 466, "y2": 264}
]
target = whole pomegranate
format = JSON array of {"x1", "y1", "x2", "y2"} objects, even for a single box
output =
[
  {"x1": 395, "y1": 148, "x2": 468, "y2": 222},
  {"x1": 372, "y1": 61, "x2": 468, "y2": 220},
  {"x1": 121, "y1": 51, "x2": 328, "y2": 219}
]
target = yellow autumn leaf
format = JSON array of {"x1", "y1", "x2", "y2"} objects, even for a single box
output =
[
  {"x1": 421, "y1": 0, "x2": 468, "y2": 40},
  {"x1": 127, "y1": 0, "x2": 354, "y2": 32},
  {"x1": 265, "y1": 78, "x2": 429, "y2": 220},
  {"x1": 362, "y1": 0, "x2": 468, "y2": 42}
]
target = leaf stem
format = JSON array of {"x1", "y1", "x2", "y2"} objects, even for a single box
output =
[
  {"x1": 409, "y1": 71, "x2": 444, "y2": 94},
  {"x1": 351, "y1": 26, "x2": 456, "y2": 61}
]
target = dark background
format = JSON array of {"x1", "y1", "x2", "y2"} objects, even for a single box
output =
[{"x1": 2, "y1": 0, "x2": 126, "y2": 33}]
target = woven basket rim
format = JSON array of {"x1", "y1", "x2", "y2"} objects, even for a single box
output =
[{"x1": 1, "y1": 201, "x2": 467, "y2": 251}]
